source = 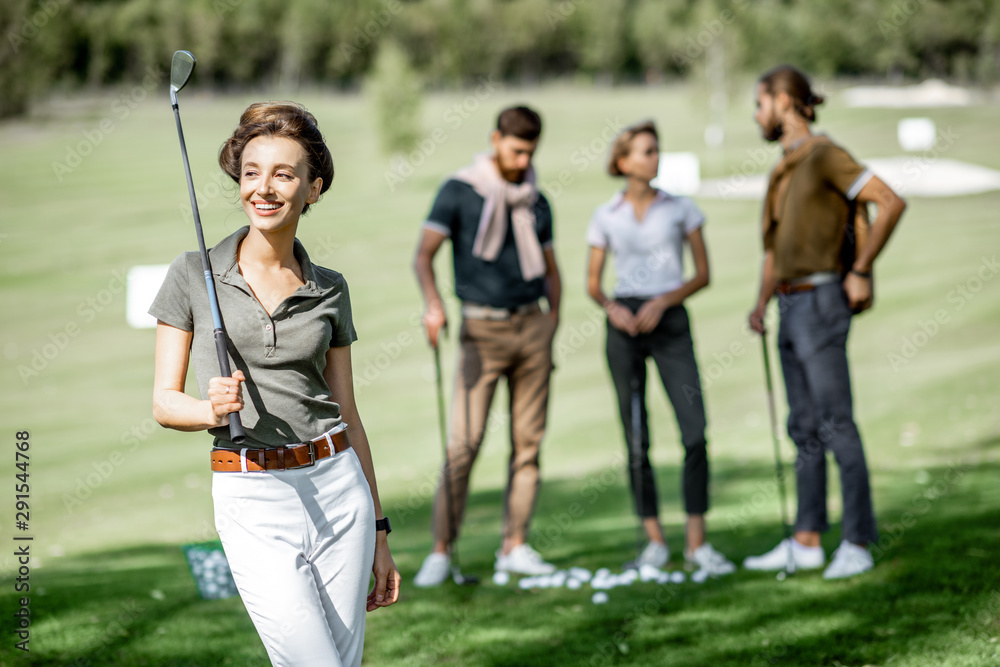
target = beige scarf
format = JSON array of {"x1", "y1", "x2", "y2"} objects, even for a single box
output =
[{"x1": 453, "y1": 153, "x2": 546, "y2": 281}]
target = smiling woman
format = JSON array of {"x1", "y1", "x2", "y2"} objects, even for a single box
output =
[{"x1": 148, "y1": 102, "x2": 400, "y2": 666}]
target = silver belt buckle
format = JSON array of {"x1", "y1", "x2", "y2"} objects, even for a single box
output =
[{"x1": 295, "y1": 441, "x2": 316, "y2": 468}]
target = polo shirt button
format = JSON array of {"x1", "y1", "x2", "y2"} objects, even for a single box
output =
[{"x1": 265, "y1": 324, "x2": 272, "y2": 331}]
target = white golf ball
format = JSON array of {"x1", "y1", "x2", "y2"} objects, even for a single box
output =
[
  {"x1": 639, "y1": 564, "x2": 661, "y2": 581},
  {"x1": 776, "y1": 571, "x2": 786, "y2": 581},
  {"x1": 518, "y1": 577, "x2": 535, "y2": 590},
  {"x1": 567, "y1": 578, "x2": 582, "y2": 590},
  {"x1": 493, "y1": 571, "x2": 510, "y2": 586},
  {"x1": 670, "y1": 571, "x2": 686, "y2": 584},
  {"x1": 568, "y1": 567, "x2": 592, "y2": 582},
  {"x1": 595, "y1": 567, "x2": 611, "y2": 579},
  {"x1": 591, "y1": 591, "x2": 609, "y2": 605},
  {"x1": 691, "y1": 569, "x2": 709, "y2": 584}
]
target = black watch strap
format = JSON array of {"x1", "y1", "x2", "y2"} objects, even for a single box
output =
[{"x1": 375, "y1": 517, "x2": 391, "y2": 534}]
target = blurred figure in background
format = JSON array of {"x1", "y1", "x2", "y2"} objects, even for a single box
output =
[
  {"x1": 586, "y1": 120, "x2": 735, "y2": 576},
  {"x1": 744, "y1": 65, "x2": 906, "y2": 579},
  {"x1": 412, "y1": 106, "x2": 562, "y2": 586}
]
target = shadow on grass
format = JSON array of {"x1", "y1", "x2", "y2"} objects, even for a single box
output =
[
  {"x1": 5, "y1": 458, "x2": 999, "y2": 666},
  {"x1": 0, "y1": 545, "x2": 266, "y2": 666}
]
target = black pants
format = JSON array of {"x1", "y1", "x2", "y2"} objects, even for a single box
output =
[{"x1": 605, "y1": 299, "x2": 709, "y2": 518}]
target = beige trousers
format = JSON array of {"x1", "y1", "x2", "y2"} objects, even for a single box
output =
[{"x1": 431, "y1": 309, "x2": 557, "y2": 545}]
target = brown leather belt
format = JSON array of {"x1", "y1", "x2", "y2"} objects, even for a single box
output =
[
  {"x1": 462, "y1": 301, "x2": 542, "y2": 321},
  {"x1": 775, "y1": 271, "x2": 840, "y2": 295},
  {"x1": 210, "y1": 426, "x2": 351, "y2": 473},
  {"x1": 775, "y1": 281, "x2": 816, "y2": 295}
]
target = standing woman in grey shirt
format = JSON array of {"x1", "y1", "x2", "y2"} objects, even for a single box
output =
[
  {"x1": 150, "y1": 102, "x2": 399, "y2": 667},
  {"x1": 586, "y1": 121, "x2": 734, "y2": 576}
]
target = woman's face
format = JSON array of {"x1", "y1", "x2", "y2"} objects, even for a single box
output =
[
  {"x1": 619, "y1": 131, "x2": 659, "y2": 183},
  {"x1": 239, "y1": 136, "x2": 322, "y2": 233}
]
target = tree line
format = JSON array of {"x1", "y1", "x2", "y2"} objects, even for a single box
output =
[{"x1": 3, "y1": 0, "x2": 999, "y2": 118}]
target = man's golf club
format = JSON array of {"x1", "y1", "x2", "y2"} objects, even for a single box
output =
[
  {"x1": 169, "y1": 50, "x2": 245, "y2": 445},
  {"x1": 433, "y1": 342, "x2": 478, "y2": 585},
  {"x1": 760, "y1": 330, "x2": 794, "y2": 577}
]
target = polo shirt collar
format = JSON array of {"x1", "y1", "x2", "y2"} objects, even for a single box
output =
[
  {"x1": 210, "y1": 226, "x2": 328, "y2": 298},
  {"x1": 609, "y1": 188, "x2": 672, "y2": 211}
]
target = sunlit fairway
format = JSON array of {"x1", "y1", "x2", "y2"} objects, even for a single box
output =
[{"x1": 1, "y1": 80, "x2": 998, "y2": 666}]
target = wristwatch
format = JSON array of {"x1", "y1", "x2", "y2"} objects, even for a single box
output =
[{"x1": 375, "y1": 517, "x2": 392, "y2": 535}]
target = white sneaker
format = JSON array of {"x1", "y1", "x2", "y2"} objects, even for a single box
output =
[
  {"x1": 494, "y1": 544, "x2": 556, "y2": 575},
  {"x1": 823, "y1": 541, "x2": 873, "y2": 579},
  {"x1": 686, "y1": 543, "x2": 736, "y2": 576},
  {"x1": 413, "y1": 552, "x2": 451, "y2": 587},
  {"x1": 633, "y1": 542, "x2": 669, "y2": 568},
  {"x1": 742, "y1": 539, "x2": 825, "y2": 571}
]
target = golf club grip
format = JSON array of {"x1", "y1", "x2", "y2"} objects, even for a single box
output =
[{"x1": 213, "y1": 328, "x2": 246, "y2": 444}]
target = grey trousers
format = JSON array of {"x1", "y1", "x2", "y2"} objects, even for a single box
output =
[
  {"x1": 605, "y1": 300, "x2": 709, "y2": 517},
  {"x1": 777, "y1": 283, "x2": 878, "y2": 544}
]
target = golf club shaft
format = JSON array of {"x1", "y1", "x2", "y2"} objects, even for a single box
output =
[
  {"x1": 760, "y1": 332, "x2": 793, "y2": 568},
  {"x1": 171, "y1": 101, "x2": 245, "y2": 444},
  {"x1": 630, "y1": 348, "x2": 644, "y2": 556},
  {"x1": 434, "y1": 344, "x2": 460, "y2": 572}
]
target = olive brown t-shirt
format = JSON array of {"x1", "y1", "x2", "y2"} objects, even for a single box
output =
[
  {"x1": 764, "y1": 139, "x2": 872, "y2": 281},
  {"x1": 149, "y1": 226, "x2": 357, "y2": 449}
]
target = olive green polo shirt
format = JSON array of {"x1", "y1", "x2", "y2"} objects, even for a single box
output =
[
  {"x1": 764, "y1": 141, "x2": 872, "y2": 281},
  {"x1": 150, "y1": 226, "x2": 357, "y2": 449}
]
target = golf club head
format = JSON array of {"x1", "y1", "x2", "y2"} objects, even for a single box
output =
[
  {"x1": 170, "y1": 50, "x2": 196, "y2": 94},
  {"x1": 452, "y1": 566, "x2": 479, "y2": 586}
]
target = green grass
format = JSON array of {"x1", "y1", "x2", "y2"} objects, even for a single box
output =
[{"x1": 1, "y1": 80, "x2": 999, "y2": 666}]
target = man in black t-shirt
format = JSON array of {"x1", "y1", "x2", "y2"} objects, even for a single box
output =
[{"x1": 413, "y1": 106, "x2": 562, "y2": 586}]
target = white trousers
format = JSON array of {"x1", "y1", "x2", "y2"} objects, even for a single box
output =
[{"x1": 213, "y1": 447, "x2": 375, "y2": 667}]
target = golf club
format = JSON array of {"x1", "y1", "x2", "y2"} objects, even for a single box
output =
[
  {"x1": 169, "y1": 50, "x2": 245, "y2": 445},
  {"x1": 624, "y1": 349, "x2": 646, "y2": 570},
  {"x1": 433, "y1": 341, "x2": 478, "y2": 585},
  {"x1": 760, "y1": 330, "x2": 794, "y2": 577}
]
